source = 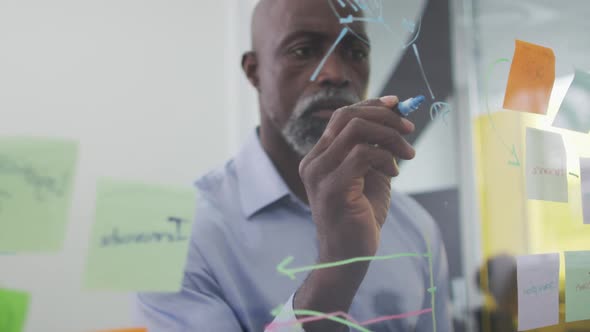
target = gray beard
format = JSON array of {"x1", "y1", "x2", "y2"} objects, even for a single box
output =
[
  {"x1": 281, "y1": 89, "x2": 360, "y2": 157},
  {"x1": 282, "y1": 115, "x2": 329, "y2": 157}
]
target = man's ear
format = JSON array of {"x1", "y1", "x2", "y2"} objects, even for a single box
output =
[{"x1": 241, "y1": 51, "x2": 260, "y2": 89}]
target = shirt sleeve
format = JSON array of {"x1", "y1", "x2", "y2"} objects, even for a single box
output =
[
  {"x1": 264, "y1": 293, "x2": 305, "y2": 332},
  {"x1": 134, "y1": 240, "x2": 244, "y2": 331}
]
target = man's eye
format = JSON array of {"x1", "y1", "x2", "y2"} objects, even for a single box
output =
[
  {"x1": 291, "y1": 47, "x2": 314, "y2": 58},
  {"x1": 350, "y1": 48, "x2": 369, "y2": 61}
]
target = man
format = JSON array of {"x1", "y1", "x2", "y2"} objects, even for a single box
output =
[{"x1": 136, "y1": 0, "x2": 451, "y2": 331}]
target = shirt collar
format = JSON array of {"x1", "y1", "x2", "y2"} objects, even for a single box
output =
[{"x1": 235, "y1": 129, "x2": 291, "y2": 219}]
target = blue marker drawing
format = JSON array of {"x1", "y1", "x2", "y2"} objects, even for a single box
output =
[
  {"x1": 312, "y1": 0, "x2": 422, "y2": 81},
  {"x1": 430, "y1": 102, "x2": 452, "y2": 125},
  {"x1": 340, "y1": 15, "x2": 384, "y2": 24},
  {"x1": 403, "y1": 18, "x2": 422, "y2": 49},
  {"x1": 402, "y1": 18, "x2": 416, "y2": 33},
  {"x1": 311, "y1": 0, "x2": 391, "y2": 81},
  {"x1": 346, "y1": 0, "x2": 359, "y2": 11},
  {"x1": 310, "y1": 27, "x2": 350, "y2": 82},
  {"x1": 315, "y1": 0, "x2": 445, "y2": 131},
  {"x1": 412, "y1": 44, "x2": 435, "y2": 100},
  {"x1": 353, "y1": 0, "x2": 367, "y2": 11},
  {"x1": 398, "y1": 95, "x2": 425, "y2": 116}
]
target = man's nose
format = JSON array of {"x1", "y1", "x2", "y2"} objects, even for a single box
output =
[{"x1": 314, "y1": 53, "x2": 351, "y2": 88}]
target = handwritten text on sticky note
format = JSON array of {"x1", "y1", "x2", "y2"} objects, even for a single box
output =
[
  {"x1": 516, "y1": 253, "x2": 560, "y2": 330},
  {"x1": 526, "y1": 128, "x2": 568, "y2": 202},
  {"x1": 565, "y1": 251, "x2": 590, "y2": 322},
  {"x1": 85, "y1": 179, "x2": 195, "y2": 291},
  {"x1": 0, "y1": 138, "x2": 78, "y2": 252}
]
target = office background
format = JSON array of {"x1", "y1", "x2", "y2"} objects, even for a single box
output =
[{"x1": 1, "y1": 0, "x2": 589, "y2": 331}]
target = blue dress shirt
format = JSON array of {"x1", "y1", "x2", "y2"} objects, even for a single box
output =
[{"x1": 136, "y1": 130, "x2": 452, "y2": 332}]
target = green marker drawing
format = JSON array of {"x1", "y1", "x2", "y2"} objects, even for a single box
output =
[
  {"x1": 270, "y1": 304, "x2": 284, "y2": 317},
  {"x1": 485, "y1": 58, "x2": 521, "y2": 167},
  {"x1": 277, "y1": 252, "x2": 430, "y2": 280},
  {"x1": 271, "y1": 231, "x2": 438, "y2": 331},
  {"x1": 291, "y1": 310, "x2": 372, "y2": 332},
  {"x1": 426, "y1": 235, "x2": 437, "y2": 332}
]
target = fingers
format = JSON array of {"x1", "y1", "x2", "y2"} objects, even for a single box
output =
[
  {"x1": 325, "y1": 106, "x2": 415, "y2": 139},
  {"x1": 321, "y1": 117, "x2": 415, "y2": 169},
  {"x1": 308, "y1": 97, "x2": 414, "y2": 159},
  {"x1": 338, "y1": 144, "x2": 398, "y2": 179},
  {"x1": 299, "y1": 95, "x2": 416, "y2": 186}
]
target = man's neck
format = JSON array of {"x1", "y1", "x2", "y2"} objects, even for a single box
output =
[{"x1": 258, "y1": 125, "x2": 309, "y2": 205}]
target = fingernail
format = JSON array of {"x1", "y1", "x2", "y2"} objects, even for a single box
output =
[
  {"x1": 379, "y1": 95, "x2": 398, "y2": 107},
  {"x1": 401, "y1": 118, "x2": 415, "y2": 131}
]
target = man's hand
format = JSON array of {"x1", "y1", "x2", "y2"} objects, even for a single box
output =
[
  {"x1": 300, "y1": 95, "x2": 415, "y2": 261},
  {"x1": 294, "y1": 96, "x2": 416, "y2": 331}
]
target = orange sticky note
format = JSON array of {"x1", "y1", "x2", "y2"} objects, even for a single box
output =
[
  {"x1": 95, "y1": 328, "x2": 147, "y2": 332},
  {"x1": 503, "y1": 40, "x2": 555, "y2": 115}
]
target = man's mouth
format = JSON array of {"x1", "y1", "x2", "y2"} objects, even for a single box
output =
[{"x1": 307, "y1": 99, "x2": 354, "y2": 119}]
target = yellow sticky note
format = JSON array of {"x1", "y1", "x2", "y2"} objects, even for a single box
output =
[
  {"x1": 85, "y1": 179, "x2": 195, "y2": 291},
  {"x1": 0, "y1": 288, "x2": 30, "y2": 332},
  {"x1": 0, "y1": 137, "x2": 78, "y2": 252},
  {"x1": 503, "y1": 39, "x2": 555, "y2": 115}
]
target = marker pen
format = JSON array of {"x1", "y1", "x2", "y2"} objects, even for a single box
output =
[{"x1": 397, "y1": 95, "x2": 425, "y2": 117}]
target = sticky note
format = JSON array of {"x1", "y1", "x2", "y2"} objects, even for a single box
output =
[
  {"x1": 565, "y1": 251, "x2": 590, "y2": 322},
  {"x1": 0, "y1": 138, "x2": 78, "y2": 252},
  {"x1": 516, "y1": 253, "x2": 560, "y2": 330},
  {"x1": 553, "y1": 70, "x2": 590, "y2": 133},
  {"x1": 85, "y1": 179, "x2": 195, "y2": 291},
  {"x1": 581, "y1": 158, "x2": 590, "y2": 225},
  {"x1": 525, "y1": 128, "x2": 568, "y2": 202},
  {"x1": 94, "y1": 328, "x2": 147, "y2": 332},
  {"x1": 503, "y1": 40, "x2": 555, "y2": 115},
  {"x1": 0, "y1": 288, "x2": 30, "y2": 332}
]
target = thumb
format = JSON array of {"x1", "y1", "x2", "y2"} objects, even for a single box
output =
[{"x1": 352, "y1": 95, "x2": 399, "y2": 109}]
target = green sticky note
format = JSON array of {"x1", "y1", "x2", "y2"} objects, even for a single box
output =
[
  {"x1": 0, "y1": 288, "x2": 30, "y2": 332},
  {"x1": 0, "y1": 138, "x2": 78, "y2": 252},
  {"x1": 85, "y1": 179, "x2": 195, "y2": 291},
  {"x1": 565, "y1": 251, "x2": 590, "y2": 322},
  {"x1": 552, "y1": 69, "x2": 590, "y2": 133}
]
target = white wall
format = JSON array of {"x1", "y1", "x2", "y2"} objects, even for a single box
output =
[{"x1": 0, "y1": 1, "x2": 254, "y2": 331}]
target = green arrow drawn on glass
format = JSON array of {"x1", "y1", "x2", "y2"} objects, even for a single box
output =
[
  {"x1": 277, "y1": 252, "x2": 431, "y2": 280},
  {"x1": 485, "y1": 58, "x2": 521, "y2": 167}
]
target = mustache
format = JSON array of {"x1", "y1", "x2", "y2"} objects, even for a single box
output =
[{"x1": 295, "y1": 89, "x2": 361, "y2": 118}]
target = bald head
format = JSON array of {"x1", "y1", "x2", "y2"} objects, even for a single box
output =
[
  {"x1": 250, "y1": 0, "x2": 276, "y2": 52},
  {"x1": 242, "y1": 0, "x2": 371, "y2": 158},
  {"x1": 250, "y1": 0, "x2": 368, "y2": 53}
]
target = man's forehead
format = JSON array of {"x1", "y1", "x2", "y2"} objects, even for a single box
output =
[
  {"x1": 272, "y1": 1, "x2": 365, "y2": 35},
  {"x1": 252, "y1": 0, "x2": 368, "y2": 51},
  {"x1": 267, "y1": 0, "x2": 338, "y2": 27}
]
